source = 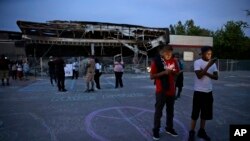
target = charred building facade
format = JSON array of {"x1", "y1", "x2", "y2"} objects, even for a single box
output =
[{"x1": 17, "y1": 20, "x2": 169, "y2": 58}]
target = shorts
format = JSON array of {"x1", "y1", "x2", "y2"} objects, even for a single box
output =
[
  {"x1": 191, "y1": 91, "x2": 213, "y2": 120},
  {"x1": 0, "y1": 70, "x2": 9, "y2": 79}
]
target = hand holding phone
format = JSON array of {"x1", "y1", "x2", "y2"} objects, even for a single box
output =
[{"x1": 203, "y1": 57, "x2": 217, "y2": 72}]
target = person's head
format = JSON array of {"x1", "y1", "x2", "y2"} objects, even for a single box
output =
[
  {"x1": 173, "y1": 53, "x2": 180, "y2": 61},
  {"x1": 95, "y1": 58, "x2": 99, "y2": 63},
  {"x1": 159, "y1": 45, "x2": 173, "y2": 60},
  {"x1": 1, "y1": 54, "x2": 5, "y2": 59},
  {"x1": 200, "y1": 46, "x2": 213, "y2": 61},
  {"x1": 116, "y1": 58, "x2": 121, "y2": 63}
]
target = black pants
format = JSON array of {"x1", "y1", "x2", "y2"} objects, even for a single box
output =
[
  {"x1": 175, "y1": 72, "x2": 183, "y2": 97},
  {"x1": 72, "y1": 70, "x2": 79, "y2": 79},
  {"x1": 12, "y1": 70, "x2": 17, "y2": 80},
  {"x1": 56, "y1": 73, "x2": 65, "y2": 91},
  {"x1": 49, "y1": 72, "x2": 57, "y2": 85},
  {"x1": 115, "y1": 72, "x2": 123, "y2": 88},
  {"x1": 94, "y1": 72, "x2": 102, "y2": 89},
  {"x1": 153, "y1": 93, "x2": 175, "y2": 131}
]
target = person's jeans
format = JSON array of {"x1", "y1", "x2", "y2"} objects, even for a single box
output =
[{"x1": 153, "y1": 93, "x2": 175, "y2": 131}]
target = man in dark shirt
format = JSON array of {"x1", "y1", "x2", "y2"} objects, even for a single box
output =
[
  {"x1": 54, "y1": 57, "x2": 67, "y2": 92},
  {"x1": 0, "y1": 54, "x2": 10, "y2": 86},
  {"x1": 48, "y1": 56, "x2": 57, "y2": 86}
]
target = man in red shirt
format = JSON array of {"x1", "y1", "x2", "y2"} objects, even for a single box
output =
[{"x1": 150, "y1": 45, "x2": 179, "y2": 140}]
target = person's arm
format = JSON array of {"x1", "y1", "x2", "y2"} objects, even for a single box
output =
[
  {"x1": 205, "y1": 64, "x2": 218, "y2": 80},
  {"x1": 150, "y1": 61, "x2": 171, "y2": 80},
  {"x1": 195, "y1": 58, "x2": 217, "y2": 79},
  {"x1": 194, "y1": 60, "x2": 205, "y2": 79},
  {"x1": 205, "y1": 71, "x2": 218, "y2": 80},
  {"x1": 150, "y1": 70, "x2": 171, "y2": 80},
  {"x1": 195, "y1": 70, "x2": 206, "y2": 79}
]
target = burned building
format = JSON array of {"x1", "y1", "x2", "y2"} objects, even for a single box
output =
[
  {"x1": 17, "y1": 20, "x2": 169, "y2": 58},
  {"x1": 16, "y1": 20, "x2": 213, "y2": 72},
  {"x1": 0, "y1": 30, "x2": 25, "y2": 60}
]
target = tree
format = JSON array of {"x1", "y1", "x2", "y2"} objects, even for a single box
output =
[
  {"x1": 174, "y1": 21, "x2": 185, "y2": 35},
  {"x1": 169, "y1": 24, "x2": 175, "y2": 35},
  {"x1": 213, "y1": 21, "x2": 249, "y2": 59},
  {"x1": 169, "y1": 19, "x2": 212, "y2": 36},
  {"x1": 169, "y1": 19, "x2": 250, "y2": 59}
]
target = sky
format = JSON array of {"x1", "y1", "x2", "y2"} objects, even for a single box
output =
[{"x1": 0, "y1": 0, "x2": 250, "y2": 36}]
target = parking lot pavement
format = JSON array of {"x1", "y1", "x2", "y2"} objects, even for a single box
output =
[{"x1": 0, "y1": 71, "x2": 250, "y2": 141}]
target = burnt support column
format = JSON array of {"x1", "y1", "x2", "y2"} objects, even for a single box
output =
[{"x1": 91, "y1": 43, "x2": 95, "y2": 56}]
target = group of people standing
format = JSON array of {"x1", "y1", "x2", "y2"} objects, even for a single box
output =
[
  {"x1": 150, "y1": 45, "x2": 218, "y2": 141},
  {"x1": 0, "y1": 54, "x2": 30, "y2": 86},
  {"x1": 48, "y1": 56, "x2": 125, "y2": 93}
]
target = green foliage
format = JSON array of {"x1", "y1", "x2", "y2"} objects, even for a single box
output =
[
  {"x1": 170, "y1": 19, "x2": 212, "y2": 36},
  {"x1": 213, "y1": 21, "x2": 250, "y2": 59},
  {"x1": 175, "y1": 21, "x2": 186, "y2": 35},
  {"x1": 169, "y1": 19, "x2": 250, "y2": 59}
]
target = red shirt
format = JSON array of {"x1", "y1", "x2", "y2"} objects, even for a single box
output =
[{"x1": 150, "y1": 58, "x2": 179, "y2": 96}]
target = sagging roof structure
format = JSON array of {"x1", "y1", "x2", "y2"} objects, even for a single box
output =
[{"x1": 17, "y1": 20, "x2": 169, "y2": 57}]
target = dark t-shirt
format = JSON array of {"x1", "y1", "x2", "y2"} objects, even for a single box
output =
[
  {"x1": 0, "y1": 58, "x2": 10, "y2": 70},
  {"x1": 54, "y1": 59, "x2": 65, "y2": 74},
  {"x1": 48, "y1": 60, "x2": 55, "y2": 73}
]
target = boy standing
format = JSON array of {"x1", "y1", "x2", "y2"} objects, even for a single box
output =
[
  {"x1": 188, "y1": 46, "x2": 218, "y2": 141},
  {"x1": 150, "y1": 45, "x2": 179, "y2": 140}
]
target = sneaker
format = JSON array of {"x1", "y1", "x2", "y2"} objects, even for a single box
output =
[
  {"x1": 165, "y1": 128, "x2": 178, "y2": 137},
  {"x1": 90, "y1": 89, "x2": 94, "y2": 92},
  {"x1": 152, "y1": 129, "x2": 160, "y2": 140},
  {"x1": 84, "y1": 89, "x2": 90, "y2": 93},
  {"x1": 197, "y1": 129, "x2": 211, "y2": 141},
  {"x1": 188, "y1": 130, "x2": 195, "y2": 141},
  {"x1": 61, "y1": 89, "x2": 67, "y2": 92}
]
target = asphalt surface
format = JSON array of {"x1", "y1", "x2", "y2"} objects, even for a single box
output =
[{"x1": 0, "y1": 71, "x2": 250, "y2": 141}]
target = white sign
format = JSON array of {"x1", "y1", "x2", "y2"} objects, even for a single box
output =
[
  {"x1": 183, "y1": 51, "x2": 194, "y2": 61},
  {"x1": 64, "y1": 64, "x2": 73, "y2": 77}
]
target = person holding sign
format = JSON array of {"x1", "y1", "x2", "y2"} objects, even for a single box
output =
[{"x1": 188, "y1": 46, "x2": 218, "y2": 141}]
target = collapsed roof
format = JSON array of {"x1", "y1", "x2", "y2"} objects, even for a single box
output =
[{"x1": 17, "y1": 20, "x2": 169, "y2": 57}]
